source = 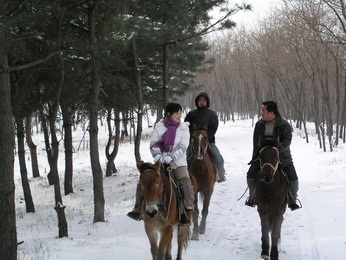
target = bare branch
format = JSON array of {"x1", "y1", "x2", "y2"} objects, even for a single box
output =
[{"x1": 7, "y1": 51, "x2": 61, "y2": 72}]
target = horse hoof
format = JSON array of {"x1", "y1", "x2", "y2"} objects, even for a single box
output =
[
  {"x1": 191, "y1": 234, "x2": 199, "y2": 240},
  {"x1": 261, "y1": 254, "x2": 269, "y2": 259}
]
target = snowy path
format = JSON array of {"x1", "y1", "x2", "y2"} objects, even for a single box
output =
[{"x1": 15, "y1": 119, "x2": 346, "y2": 259}]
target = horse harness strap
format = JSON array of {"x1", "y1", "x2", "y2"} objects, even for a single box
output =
[
  {"x1": 142, "y1": 168, "x2": 168, "y2": 211},
  {"x1": 145, "y1": 166, "x2": 177, "y2": 223},
  {"x1": 260, "y1": 161, "x2": 279, "y2": 174}
]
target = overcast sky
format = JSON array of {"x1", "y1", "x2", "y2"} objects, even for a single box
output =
[{"x1": 221, "y1": 0, "x2": 283, "y2": 27}]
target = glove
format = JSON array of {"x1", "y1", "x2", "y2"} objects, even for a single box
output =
[
  {"x1": 162, "y1": 156, "x2": 173, "y2": 164},
  {"x1": 153, "y1": 154, "x2": 162, "y2": 163}
]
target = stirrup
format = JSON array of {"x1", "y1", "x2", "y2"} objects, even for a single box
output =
[
  {"x1": 289, "y1": 199, "x2": 302, "y2": 211},
  {"x1": 180, "y1": 209, "x2": 192, "y2": 225},
  {"x1": 245, "y1": 197, "x2": 256, "y2": 207},
  {"x1": 127, "y1": 211, "x2": 141, "y2": 221}
]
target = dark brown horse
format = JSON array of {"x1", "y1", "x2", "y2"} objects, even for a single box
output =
[
  {"x1": 188, "y1": 126, "x2": 216, "y2": 240},
  {"x1": 255, "y1": 145, "x2": 287, "y2": 260},
  {"x1": 137, "y1": 160, "x2": 191, "y2": 260}
]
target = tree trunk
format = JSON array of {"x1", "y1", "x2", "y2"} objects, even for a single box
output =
[
  {"x1": 133, "y1": 38, "x2": 143, "y2": 162},
  {"x1": 121, "y1": 111, "x2": 129, "y2": 139},
  {"x1": 0, "y1": 52, "x2": 17, "y2": 260},
  {"x1": 158, "y1": 42, "x2": 169, "y2": 123},
  {"x1": 25, "y1": 115, "x2": 40, "y2": 177},
  {"x1": 60, "y1": 100, "x2": 74, "y2": 195},
  {"x1": 38, "y1": 49, "x2": 68, "y2": 238},
  {"x1": 105, "y1": 108, "x2": 120, "y2": 177},
  {"x1": 15, "y1": 116, "x2": 35, "y2": 213},
  {"x1": 55, "y1": 203, "x2": 68, "y2": 238},
  {"x1": 319, "y1": 123, "x2": 326, "y2": 152},
  {"x1": 155, "y1": 106, "x2": 163, "y2": 125},
  {"x1": 302, "y1": 116, "x2": 309, "y2": 143},
  {"x1": 88, "y1": 1, "x2": 105, "y2": 222}
]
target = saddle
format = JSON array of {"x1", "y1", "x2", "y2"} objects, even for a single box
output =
[{"x1": 162, "y1": 165, "x2": 190, "y2": 223}]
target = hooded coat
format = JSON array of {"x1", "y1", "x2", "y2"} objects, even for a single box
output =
[{"x1": 184, "y1": 92, "x2": 218, "y2": 143}]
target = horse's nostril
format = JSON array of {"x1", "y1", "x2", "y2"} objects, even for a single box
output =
[
  {"x1": 146, "y1": 209, "x2": 158, "y2": 218},
  {"x1": 265, "y1": 175, "x2": 272, "y2": 183}
]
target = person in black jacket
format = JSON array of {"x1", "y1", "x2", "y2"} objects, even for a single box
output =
[
  {"x1": 185, "y1": 92, "x2": 226, "y2": 183},
  {"x1": 245, "y1": 101, "x2": 301, "y2": 210}
]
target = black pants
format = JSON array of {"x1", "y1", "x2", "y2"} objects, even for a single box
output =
[{"x1": 247, "y1": 160, "x2": 298, "y2": 181}]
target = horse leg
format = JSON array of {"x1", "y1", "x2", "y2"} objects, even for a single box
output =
[
  {"x1": 158, "y1": 226, "x2": 173, "y2": 260},
  {"x1": 199, "y1": 192, "x2": 213, "y2": 234},
  {"x1": 145, "y1": 224, "x2": 158, "y2": 260},
  {"x1": 260, "y1": 214, "x2": 270, "y2": 259},
  {"x1": 191, "y1": 193, "x2": 200, "y2": 240},
  {"x1": 270, "y1": 214, "x2": 284, "y2": 260},
  {"x1": 176, "y1": 224, "x2": 190, "y2": 260},
  {"x1": 165, "y1": 242, "x2": 172, "y2": 260}
]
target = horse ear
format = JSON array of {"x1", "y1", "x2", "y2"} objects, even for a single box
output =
[
  {"x1": 136, "y1": 160, "x2": 143, "y2": 171},
  {"x1": 154, "y1": 160, "x2": 161, "y2": 171},
  {"x1": 202, "y1": 125, "x2": 208, "y2": 131}
]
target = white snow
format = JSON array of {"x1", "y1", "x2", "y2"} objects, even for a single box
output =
[{"x1": 15, "y1": 118, "x2": 346, "y2": 259}]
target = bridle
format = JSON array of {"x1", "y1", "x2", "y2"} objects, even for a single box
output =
[
  {"x1": 142, "y1": 166, "x2": 176, "y2": 222},
  {"x1": 259, "y1": 146, "x2": 280, "y2": 176},
  {"x1": 191, "y1": 130, "x2": 209, "y2": 160}
]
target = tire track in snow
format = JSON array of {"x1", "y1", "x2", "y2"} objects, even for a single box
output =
[{"x1": 298, "y1": 189, "x2": 321, "y2": 260}]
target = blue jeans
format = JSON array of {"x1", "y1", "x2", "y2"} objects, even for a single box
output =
[{"x1": 247, "y1": 160, "x2": 298, "y2": 181}]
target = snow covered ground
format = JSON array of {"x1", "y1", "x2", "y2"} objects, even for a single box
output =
[{"x1": 15, "y1": 118, "x2": 346, "y2": 259}]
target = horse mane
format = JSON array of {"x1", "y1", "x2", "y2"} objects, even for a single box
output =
[
  {"x1": 137, "y1": 162, "x2": 157, "y2": 173},
  {"x1": 192, "y1": 124, "x2": 208, "y2": 132}
]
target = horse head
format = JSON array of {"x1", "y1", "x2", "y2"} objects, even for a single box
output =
[
  {"x1": 137, "y1": 160, "x2": 162, "y2": 218},
  {"x1": 258, "y1": 145, "x2": 280, "y2": 184},
  {"x1": 191, "y1": 125, "x2": 209, "y2": 160}
]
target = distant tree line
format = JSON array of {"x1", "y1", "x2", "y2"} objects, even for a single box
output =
[
  {"x1": 0, "y1": 0, "x2": 249, "y2": 259},
  {"x1": 183, "y1": 0, "x2": 346, "y2": 152}
]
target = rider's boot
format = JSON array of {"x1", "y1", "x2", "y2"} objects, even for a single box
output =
[
  {"x1": 288, "y1": 180, "x2": 301, "y2": 211},
  {"x1": 217, "y1": 161, "x2": 226, "y2": 183},
  {"x1": 178, "y1": 177, "x2": 194, "y2": 225},
  {"x1": 127, "y1": 183, "x2": 142, "y2": 221},
  {"x1": 180, "y1": 209, "x2": 192, "y2": 225},
  {"x1": 245, "y1": 178, "x2": 256, "y2": 207}
]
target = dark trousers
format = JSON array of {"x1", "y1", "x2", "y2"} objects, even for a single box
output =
[
  {"x1": 208, "y1": 143, "x2": 224, "y2": 166},
  {"x1": 247, "y1": 160, "x2": 298, "y2": 181}
]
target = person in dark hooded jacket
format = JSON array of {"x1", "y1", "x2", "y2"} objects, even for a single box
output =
[
  {"x1": 184, "y1": 92, "x2": 226, "y2": 182},
  {"x1": 245, "y1": 101, "x2": 301, "y2": 211}
]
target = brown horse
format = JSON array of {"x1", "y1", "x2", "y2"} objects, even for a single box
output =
[
  {"x1": 255, "y1": 145, "x2": 287, "y2": 260},
  {"x1": 188, "y1": 126, "x2": 216, "y2": 240},
  {"x1": 137, "y1": 160, "x2": 191, "y2": 260}
]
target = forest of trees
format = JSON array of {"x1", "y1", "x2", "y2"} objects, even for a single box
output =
[
  {"x1": 0, "y1": 0, "x2": 345, "y2": 259},
  {"x1": 183, "y1": 0, "x2": 346, "y2": 153},
  {"x1": 0, "y1": 0, "x2": 248, "y2": 259}
]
